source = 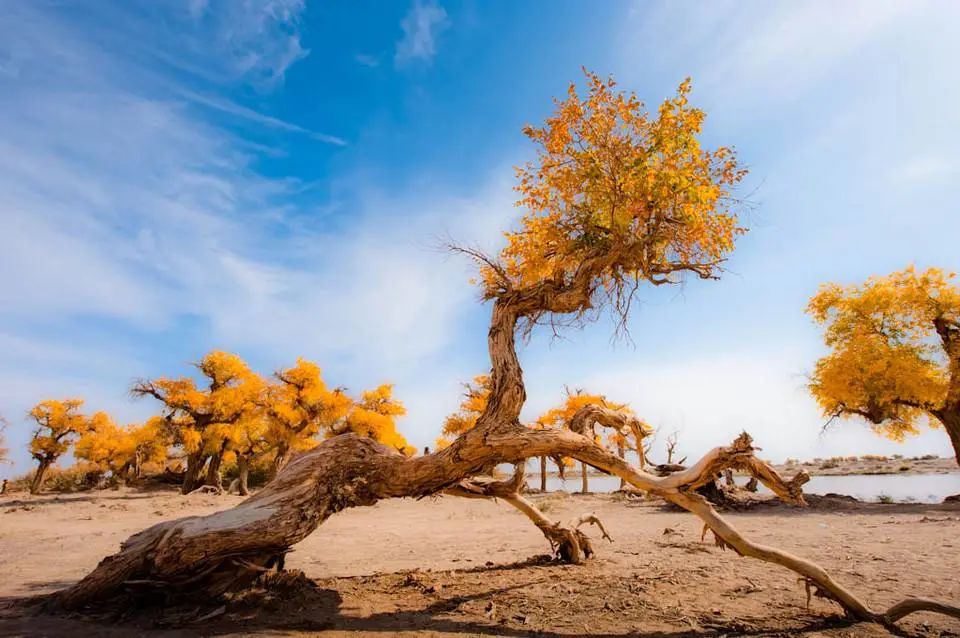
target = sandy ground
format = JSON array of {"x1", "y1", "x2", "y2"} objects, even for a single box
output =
[{"x1": 1, "y1": 487, "x2": 960, "y2": 637}]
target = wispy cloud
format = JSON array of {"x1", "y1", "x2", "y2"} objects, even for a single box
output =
[
  {"x1": 179, "y1": 89, "x2": 347, "y2": 146},
  {"x1": 620, "y1": 0, "x2": 915, "y2": 106},
  {"x1": 354, "y1": 53, "x2": 380, "y2": 68},
  {"x1": 0, "y1": 1, "x2": 513, "y2": 476},
  {"x1": 395, "y1": 0, "x2": 450, "y2": 67}
]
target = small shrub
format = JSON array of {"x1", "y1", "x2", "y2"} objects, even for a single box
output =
[
  {"x1": 919, "y1": 454, "x2": 938, "y2": 461},
  {"x1": 40, "y1": 464, "x2": 105, "y2": 493},
  {"x1": 819, "y1": 459, "x2": 840, "y2": 469},
  {"x1": 876, "y1": 493, "x2": 894, "y2": 504},
  {"x1": 536, "y1": 492, "x2": 570, "y2": 513},
  {"x1": 898, "y1": 465, "x2": 910, "y2": 472}
]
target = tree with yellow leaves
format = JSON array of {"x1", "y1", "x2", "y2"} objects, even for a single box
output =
[
  {"x1": 808, "y1": 266, "x2": 960, "y2": 465},
  {"x1": 436, "y1": 374, "x2": 491, "y2": 450},
  {"x1": 26, "y1": 399, "x2": 92, "y2": 494},
  {"x1": 74, "y1": 415, "x2": 170, "y2": 481},
  {"x1": 64, "y1": 73, "x2": 960, "y2": 632},
  {"x1": 132, "y1": 351, "x2": 264, "y2": 493},
  {"x1": 340, "y1": 384, "x2": 414, "y2": 455},
  {"x1": 264, "y1": 358, "x2": 352, "y2": 478},
  {"x1": 227, "y1": 412, "x2": 272, "y2": 495},
  {"x1": 538, "y1": 389, "x2": 649, "y2": 493}
]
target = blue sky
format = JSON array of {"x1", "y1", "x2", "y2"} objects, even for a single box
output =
[{"x1": 2, "y1": 0, "x2": 959, "y2": 477}]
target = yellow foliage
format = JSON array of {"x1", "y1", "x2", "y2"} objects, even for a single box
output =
[
  {"x1": 134, "y1": 350, "x2": 264, "y2": 456},
  {"x1": 75, "y1": 415, "x2": 171, "y2": 477},
  {"x1": 480, "y1": 70, "x2": 746, "y2": 313},
  {"x1": 27, "y1": 398, "x2": 91, "y2": 464},
  {"x1": 536, "y1": 388, "x2": 649, "y2": 455},
  {"x1": 342, "y1": 384, "x2": 414, "y2": 455},
  {"x1": 807, "y1": 266, "x2": 959, "y2": 439},
  {"x1": 440, "y1": 375, "x2": 491, "y2": 440},
  {"x1": 265, "y1": 358, "x2": 352, "y2": 454}
]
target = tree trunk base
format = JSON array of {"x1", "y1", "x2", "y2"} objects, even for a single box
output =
[{"x1": 49, "y1": 429, "x2": 960, "y2": 629}]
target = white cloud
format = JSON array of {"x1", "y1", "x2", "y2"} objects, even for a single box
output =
[
  {"x1": 620, "y1": 0, "x2": 922, "y2": 106},
  {"x1": 0, "y1": 0, "x2": 519, "y2": 476},
  {"x1": 395, "y1": 0, "x2": 450, "y2": 67},
  {"x1": 178, "y1": 89, "x2": 346, "y2": 145}
]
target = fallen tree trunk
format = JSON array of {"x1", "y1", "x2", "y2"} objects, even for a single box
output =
[
  {"x1": 51, "y1": 290, "x2": 960, "y2": 630},
  {"x1": 51, "y1": 427, "x2": 960, "y2": 628}
]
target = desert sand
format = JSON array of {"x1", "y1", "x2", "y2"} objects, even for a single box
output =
[{"x1": 1, "y1": 486, "x2": 959, "y2": 637}]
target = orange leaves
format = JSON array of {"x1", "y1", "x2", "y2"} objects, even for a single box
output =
[
  {"x1": 807, "y1": 266, "x2": 959, "y2": 439},
  {"x1": 483, "y1": 70, "x2": 746, "y2": 311}
]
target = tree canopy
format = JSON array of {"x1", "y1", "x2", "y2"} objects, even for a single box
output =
[
  {"x1": 808, "y1": 266, "x2": 960, "y2": 463},
  {"x1": 475, "y1": 71, "x2": 746, "y2": 331},
  {"x1": 26, "y1": 398, "x2": 94, "y2": 493}
]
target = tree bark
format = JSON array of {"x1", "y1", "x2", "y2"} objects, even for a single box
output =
[
  {"x1": 936, "y1": 408, "x2": 960, "y2": 467},
  {"x1": 204, "y1": 444, "x2": 227, "y2": 491},
  {"x1": 181, "y1": 453, "x2": 207, "y2": 495},
  {"x1": 30, "y1": 459, "x2": 51, "y2": 494},
  {"x1": 50, "y1": 276, "x2": 960, "y2": 629},
  {"x1": 270, "y1": 444, "x2": 288, "y2": 480},
  {"x1": 579, "y1": 461, "x2": 589, "y2": 494},
  {"x1": 617, "y1": 440, "x2": 626, "y2": 489},
  {"x1": 237, "y1": 455, "x2": 250, "y2": 497},
  {"x1": 55, "y1": 427, "x2": 960, "y2": 627},
  {"x1": 539, "y1": 456, "x2": 547, "y2": 492}
]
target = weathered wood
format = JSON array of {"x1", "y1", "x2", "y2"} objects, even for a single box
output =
[{"x1": 54, "y1": 245, "x2": 960, "y2": 630}]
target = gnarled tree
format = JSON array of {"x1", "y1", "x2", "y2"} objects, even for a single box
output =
[
  {"x1": 538, "y1": 388, "x2": 650, "y2": 493},
  {"x1": 808, "y1": 266, "x2": 960, "y2": 465},
  {"x1": 264, "y1": 358, "x2": 351, "y2": 478},
  {"x1": 53, "y1": 72, "x2": 959, "y2": 628},
  {"x1": 132, "y1": 351, "x2": 264, "y2": 493},
  {"x1": 26, "y1": 399, "x2": 92, "y2": 494}
]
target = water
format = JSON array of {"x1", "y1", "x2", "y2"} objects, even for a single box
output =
[{"x1": 542, "y1": 473, "x2": 960, "y2": 503}]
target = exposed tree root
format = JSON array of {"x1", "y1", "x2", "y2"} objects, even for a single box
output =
[{"x1": 444, "y1": 466, "x2": 610, "y2": 564}]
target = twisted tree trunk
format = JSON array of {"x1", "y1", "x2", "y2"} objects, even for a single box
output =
[{"x1": 51, "y1": 298, "x2": 960, "y2": 629}]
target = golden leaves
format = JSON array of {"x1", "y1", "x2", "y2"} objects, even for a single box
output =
[
  {"x1": 808, "y1": 266, "x2": 959, "y2": 439},
  {"x1": 441, "y1": 374, "x2": 491, "y2": 438},
  {"x1": 482, "y1": 70, "x2": 746, "y2": 313},
  {"x1": 27, "y1": 398, "x2": 91, "y2": 462}
]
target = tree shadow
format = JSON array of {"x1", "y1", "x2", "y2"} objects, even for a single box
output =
[
  {"x1": 0, "y1": 492, "x2": 161, "y2": 509},
  {"x1": 0, "y1": 572, "x2": 883, "y2": 638}
]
